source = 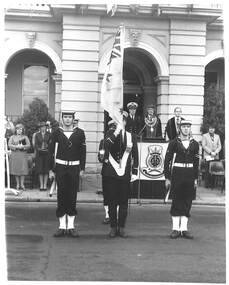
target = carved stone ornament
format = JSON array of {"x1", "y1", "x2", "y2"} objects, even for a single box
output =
[
  {"x1": 129, "y1": 29, "x2": 142, "y2": 47},
  {"x1": 26, "y1": 32, "x2": 37, "y2": 48}
]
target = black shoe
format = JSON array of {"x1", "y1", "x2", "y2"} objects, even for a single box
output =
[
  {"x1": 170, "y1": 230, "x2": 181, "y2": 239},
  {"x1": 181, "y1": 231, "x2": 194, "y2": 239},
  {"x1": 53, "y1": 229, "x2": 66, "y2": 237},
  {"x1": 102, "y1": 218, "x2": 110, "y2": 224},
  {"x1": 108, "y1": 227, "x2": 117, "y2": 238},
  {"x1": 118, "y1": 227, "x2": 128, "y2": 238},
  {"x1": 67, "y1": 229, "x2": 79, "y2": 238}
]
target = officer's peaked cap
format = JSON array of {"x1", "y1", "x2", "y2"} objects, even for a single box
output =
[{"x1": 127, "y1": 102, "x2": 138, "y2": 109}]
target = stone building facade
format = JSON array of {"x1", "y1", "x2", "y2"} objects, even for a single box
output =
[{"x1": 4, "y1": 4, "x2": 224, "y2": 175}]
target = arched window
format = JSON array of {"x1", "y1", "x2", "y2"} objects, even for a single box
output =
[{"x1": 23, "y1": 64, "x2": 49, "y2": 111}]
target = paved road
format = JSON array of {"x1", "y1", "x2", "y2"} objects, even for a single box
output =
[{"x1": 5, "y1": 202, "x2": 225, "y2": 282}]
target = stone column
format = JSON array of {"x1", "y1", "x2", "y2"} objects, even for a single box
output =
[
  {"x1": 169, "y1": 19, "x2": 206, "y2": 141},
  {"x1": 154, "y1": 75, "x2": 169, "y2": 136},
  {"x1": 51, "y1": 73, "x2": 62, "y2": 122}
]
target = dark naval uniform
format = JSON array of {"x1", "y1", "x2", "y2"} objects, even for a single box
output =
[
  {"x1": 48, "y1": 127, "x2": 86, "y2": 218},
  {"x1": 125, "y1": 114, "x2": 142, "y2": 135},
  {"x1": 164, "y1": 136, "x2": 199, "y2": 217},
  {"x1": 102, "y1": 128, "x2": 138, "y2": 234}
]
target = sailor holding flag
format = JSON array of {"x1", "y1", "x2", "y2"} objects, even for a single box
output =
[{"x1": 100, "y1": 25, "x2": 139, "y2": 238}]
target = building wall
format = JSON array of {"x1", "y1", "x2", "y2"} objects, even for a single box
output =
[
  {"x1": 168, "y1": 20, "x2": 206, "y2": 141},
  {"x1": 61, "y1": 15, "x2": 101, "y2": 172},
  {"x1": 4, "y1": 10, "x2": 224, "y2": 172},
  {"x1": 4, "y1": 19, "x2": 62, "y2": 64}
]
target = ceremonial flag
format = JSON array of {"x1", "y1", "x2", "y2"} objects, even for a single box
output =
[
  {"x1": 106, "y1": 4, "x2": 117, "y2": 16},
  {"x1": 101, "y1": 25, "x2": 125, "y2": 126}
]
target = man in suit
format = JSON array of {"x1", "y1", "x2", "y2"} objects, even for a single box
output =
[
  {"x1": 202, "y1": 125, "x2": 222, "y2": 187},
  {"x1": 125, "y1": 102, "x2": 142, "y2": 135},
  {"x1": 49, "y1": 110, "x2": 86, "y2": 238},
  {"x1": 164, "y1": 120, "x2": 199, "y2": 239},
  {"x1": 102, "y1": 112, "x2": 139, "y2": 238},
  {"x1": 164, "y1": 107, "x2": 185, "y2": 141}
]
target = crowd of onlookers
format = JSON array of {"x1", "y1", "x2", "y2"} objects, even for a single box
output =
[{"x1": 5, "y1": 118, "x2": 53, "y2": 191}]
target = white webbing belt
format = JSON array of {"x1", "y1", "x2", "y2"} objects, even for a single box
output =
[
  {"x1": 56, "y1": 159, "x2": 80, "y2": 166},
  {"x1": 174, "y1": 163, "x2": 193, "y2": 168},
  {"x1": 109, "y1": 132, "x2": 132, "y2": 176}
]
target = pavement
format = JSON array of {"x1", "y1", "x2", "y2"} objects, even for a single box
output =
[
  {"x1": 5, "y1": 202, "x2": 226, "y2": 282},
  {"x1": 5, "y1": 184, "x2": 225, "y2": 206}
]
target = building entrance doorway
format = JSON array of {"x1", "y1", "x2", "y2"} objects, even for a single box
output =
[{"x1": 104, "y1": 47, "x2": 158, "y2": 133}]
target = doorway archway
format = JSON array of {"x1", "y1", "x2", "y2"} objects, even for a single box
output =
[{"x1": 123, "y1": 47, "x2": 158, "y2": 116}]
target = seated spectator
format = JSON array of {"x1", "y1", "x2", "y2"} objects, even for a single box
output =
[
  {"x1": 8, "y1": 123, "x2": 31, "y2": 190},
  {"x1": 202, "y1": 124, "x2": 222, "y2": 187}
]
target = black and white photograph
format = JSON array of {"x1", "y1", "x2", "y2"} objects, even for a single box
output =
[{"x1": 2, "y1": 1, "x2": 226, "y2": 284}]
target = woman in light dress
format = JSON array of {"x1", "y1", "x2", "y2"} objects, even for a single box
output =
[{"x1": 8, "y1": 123, "x2": 31, "y2": 190}]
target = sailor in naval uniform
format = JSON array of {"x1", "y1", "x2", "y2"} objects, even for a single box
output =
[
  {"x1": 102, "y1": 112, "x2": 139, "y2": 238},
  {"x1": 49, "y1": 111, "x2": 86, "y2": 238},
  {"x1": 164, "y1": 120, "x2": 199, "y2": 239},
  {"x1": 125, "y1": 102, "x2": 142, "y2": 135}
]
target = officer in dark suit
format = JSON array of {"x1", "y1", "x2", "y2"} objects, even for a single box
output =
[
  {"x1": 49, "y1": 110, "x2": 86, "y2": 238},
  {"x1": 164, "y1": 120, "x2": 199, "y2": 239},
  {"x1": 164, "y1": 107, "x2": 185, "y2": 140},
  {"x1": 126, "y1": 102, "x2": 142, "y2": 135},
  {"x1": 102, "y1": 112, "x2": 139, "y2": 238}
]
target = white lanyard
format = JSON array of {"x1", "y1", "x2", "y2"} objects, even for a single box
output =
[{"x1": 109, "y1": 131, "x2": 133, "y2": 176}]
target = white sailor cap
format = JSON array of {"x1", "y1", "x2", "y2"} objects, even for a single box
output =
[
  {"x1": 180, "y1": 120, "x2": 192, "y2": 126},
  {"x1": 127, "y1": 102, "x2": 138, "y2": 109},
  {"x1": 61, "y1": 110, "x2": 75, "y2": 117}
]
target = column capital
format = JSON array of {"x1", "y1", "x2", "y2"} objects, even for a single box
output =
[
  {"x1": 154, "y1": 75, "x2": 169, "y2": 83},
  {"x1": 51, "y1": 73, "x2": 62, "y2": 82}
]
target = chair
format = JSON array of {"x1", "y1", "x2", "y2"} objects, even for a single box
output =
[
  {"x1": 209, "y1": 160, "x2": 225, "y2": 192},
  {"x1": 198, "y1": 159, "x2": 206, "y2": 186}
]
